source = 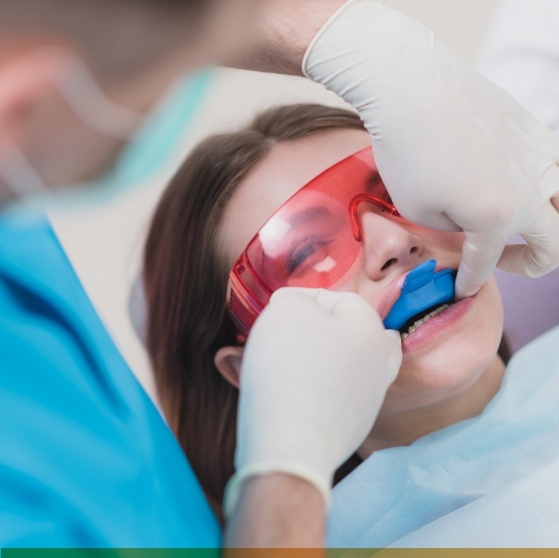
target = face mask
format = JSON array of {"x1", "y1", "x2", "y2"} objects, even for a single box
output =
[
  {"x1": 56, "y1": 51, "x2": 143, "y2": 141},
  {"x1": 0, "y1": 48, "x2": 144, "y2": 207}
]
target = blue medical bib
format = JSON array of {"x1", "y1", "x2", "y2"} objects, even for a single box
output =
[
  {"x1": 0, "y1": 211, "x2": 221, "y2": 548},
  {"x1": 328, "y1": 325, "x2": 559, "y2": 548}
]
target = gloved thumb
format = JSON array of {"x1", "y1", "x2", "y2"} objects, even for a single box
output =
[
  {"x1": 455, "y1": 230, "x2": 505, "y2": 299},
  {"x1": 383, "y1": 329, "x2": 403, "y2": 381},
  {"x1": 385, "y1": 329, "x2": 401, "y2": 345},
  {"x1": 271, "y1": 287, "x2": 380, "y2": 321}
]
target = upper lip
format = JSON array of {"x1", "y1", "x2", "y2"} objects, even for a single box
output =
[
  {"x1": 376, "y1": 264, "x2": 455, "y2": 322},
  {"x1": 377, "y1": 271, "x2": 411, "y2": 322}
]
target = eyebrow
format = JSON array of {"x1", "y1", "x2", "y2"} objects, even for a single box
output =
[
  {"x1": 287, "y1": 205, "x2": 332, "y2": 227},
  {"x1": 366, "y1": 170, "x2": 384, "y2": 193}
]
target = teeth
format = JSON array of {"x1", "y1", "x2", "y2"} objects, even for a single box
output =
[{"x1": 401, "y1": 303, "x2": 452, "y2": 340}]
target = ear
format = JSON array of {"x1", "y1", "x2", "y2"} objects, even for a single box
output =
[
  {"x1": 0, "y1": 47, "x2": 70, "y2": 151},
  {"x1": 214, "y1": 346, "x2": 244, "y2": 389}
]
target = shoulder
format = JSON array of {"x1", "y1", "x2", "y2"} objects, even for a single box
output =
[{"x1": 0, "y1": 212, "x2": 221, "y2": 547}]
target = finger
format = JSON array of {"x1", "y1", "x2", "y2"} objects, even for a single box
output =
[
  {"x1": 270, "y1": 287, "x2": 349, "y2": 316},
  {"x1": 385, "y1": 329, "x2": 402, "y2": 345},
  {"x1": 374, "y1": 330, "x2": 403, "y2": 384},
  {"x1": 498, "y1": 205, "x2": 559, "y2": 277},
  {"x1": 504, "y1": 243, "x2": 559, "y2": 277},
  {"x1": 270, "y1": 286, "x2": 319, "y2": 301},
  {"x1": 498, "y1": 244, "x2": 535, "y2": 276},
  {"x1": 316, "y1": 291, "x2": 388, "y2": 331},
  {"x1": 314, "y1": 289, "x2": 367, "y2": 315},
  {"x1": 269, "y1": 286, "x2": 332, "y2": 309},
  {"x1": 272, "y1": 286, "x2": 369, "y2": 313},
  {"x1": 455, "y1": 231, "x2": 505, "y2": 299},
  {"x1": 540, "y1": 161, "x2": 559, "y2": 200},
  {"x1": 268, "y1": 288, "x2": 363, "y2": 320}
]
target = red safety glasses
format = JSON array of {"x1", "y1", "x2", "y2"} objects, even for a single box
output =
[{"x1": 228, "y1": 147, "x2": 400, "y2": 336}]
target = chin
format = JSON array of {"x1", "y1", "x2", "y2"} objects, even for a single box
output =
[{"x1": 381, "y1": 278, "x2": 504, "y2": 414}]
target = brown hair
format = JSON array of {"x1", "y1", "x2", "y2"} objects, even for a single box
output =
[{"x1": 143, "y1": 104, "x2": 366, "y2": 520}]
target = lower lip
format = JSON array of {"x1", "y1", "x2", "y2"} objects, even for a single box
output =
[{"x1": 400, "y1": 295, "x2": 476, "y2": 352}]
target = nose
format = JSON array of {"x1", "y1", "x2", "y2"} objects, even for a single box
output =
[{"x1": 352, "y1": 198, "x2": 424, "y2": 281}]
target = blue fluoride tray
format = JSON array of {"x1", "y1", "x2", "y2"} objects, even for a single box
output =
[{"x1": 383, "y1": 259, "x2": 456, "y2": 331}]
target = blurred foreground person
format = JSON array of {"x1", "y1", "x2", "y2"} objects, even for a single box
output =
[{"x1": 0, "y1": 0, "x2": 240, "y2": 548}]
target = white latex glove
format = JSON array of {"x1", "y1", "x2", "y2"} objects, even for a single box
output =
[
  {"x1": 303, "y1": 0, "x2": 559, "y2": 298},
  {"x1": 224, "y1": 288, "x2": 402, "y2": 517}
]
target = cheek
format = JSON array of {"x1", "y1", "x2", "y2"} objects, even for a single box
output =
[{"x1": 383, "y1": 278, "x2": 504, "y2": 411}]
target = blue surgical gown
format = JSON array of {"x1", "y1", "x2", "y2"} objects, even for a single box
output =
[{"x1": 0, "y1": 211, "x2": 221, "y2": 548}]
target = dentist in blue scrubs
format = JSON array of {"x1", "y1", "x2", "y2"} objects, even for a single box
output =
[
  {"x1": 0, "y1": 0, "x2": 230, "y2": 548},
  {"x1": 2, "y1": 0, "x2": 559, "y2": 550}
]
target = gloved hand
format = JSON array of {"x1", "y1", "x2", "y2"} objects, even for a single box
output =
[
  {"x1": 304, "y1": 0, "x2": 559, "y2": 298},
  {"x1": 224, "y1": 288, "x2": 402, "y2": 517}
]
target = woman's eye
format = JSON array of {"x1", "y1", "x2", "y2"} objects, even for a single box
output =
[{"x1": 286, "y1": 237, "x2": 334, "y2": 276}]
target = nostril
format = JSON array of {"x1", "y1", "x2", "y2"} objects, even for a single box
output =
[
  {"x1": 381, "y1": 258, "x2": 397, "y2": 271},
  {"x1": 410, "y1": 247, "x2": 419, "y2": 254}
]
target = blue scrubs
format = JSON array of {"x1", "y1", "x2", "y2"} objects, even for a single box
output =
[{"x1": 0, "y1": 211, "x2": 221, "y2": 548}]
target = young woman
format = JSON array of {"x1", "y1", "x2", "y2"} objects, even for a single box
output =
[{"x1": 142, "y1": 103, "x2": 515, "y2": 531}]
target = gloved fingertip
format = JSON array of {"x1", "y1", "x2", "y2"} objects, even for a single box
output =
[
  {"x1": 454, "y1": 286, "x2": 470, "y2": 301},
  {"x1": 314, "y1": 288, "x2": 345, "y2": 313},
  {"x1": 269, "y1": 286, "x2": 296, "y2": 300},
  {"x1": 270, "y1": 286, "x2": 314, "y2": 304},
  {"x1": 454, "y1": 270, "x2": 481, "y2": 300},
  {"x1": 385, "y1": 329, "x2": 402, "y2": 345}
]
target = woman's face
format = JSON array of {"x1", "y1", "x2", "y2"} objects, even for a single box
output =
[{"x1": 218, "y1": 128, "x2": 504, "y2": 416}]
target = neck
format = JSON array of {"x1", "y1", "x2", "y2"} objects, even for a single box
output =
[{"x1": 358, "y1": 356, "x2": 506, "y2": 458}]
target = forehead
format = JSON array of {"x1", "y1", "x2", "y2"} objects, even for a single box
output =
[{"x1": 219, "y1": 128, "x2": 372, "y2": 267}]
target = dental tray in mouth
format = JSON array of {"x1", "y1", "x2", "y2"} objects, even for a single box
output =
[{"x1": 383, "y1": 259, "x2": 456, "y2": 333}]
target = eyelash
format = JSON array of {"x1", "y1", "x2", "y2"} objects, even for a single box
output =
[{"x1": 286, "y1": 236, "x2": 334, "y2": 275}]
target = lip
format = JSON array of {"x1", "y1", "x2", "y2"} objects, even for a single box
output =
[
  {"x1": 401, "y1": 294, "x2": 476, "y2": 352},
  {"x1": 377, "y1": 272, "x2": 410, "y2": 322},
  {"x1": 377, "y1": 264, "x2": 452, "y2": 322}
]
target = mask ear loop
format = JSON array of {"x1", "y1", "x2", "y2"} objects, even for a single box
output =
[
  {"x1": 0, "y1": 49, "x2": 145, "y2": 206},
  {"x1": 55, "y1": 51, "x2": 144, "y2": 141},
  {"x1": 0, "y1": 146, "x2": 49, "y2": 201},
  {"x1": 348, "y1": 193, "x2": 400, "y2": 242}
]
